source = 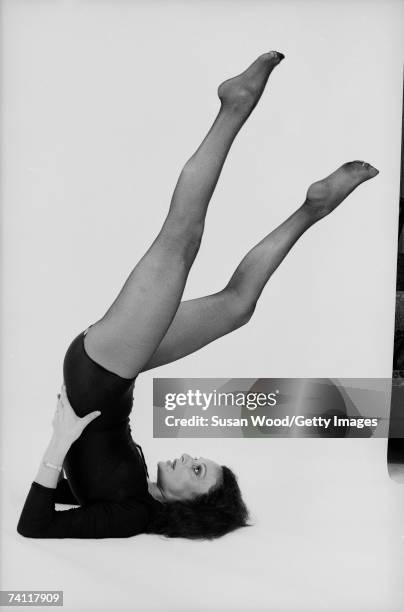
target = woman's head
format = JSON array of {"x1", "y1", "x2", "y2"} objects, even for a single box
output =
[
  {"x1": 157, "y1": 453, "x2": 222, "y2": 501},
  {"x1": 148, "y1": 459, "x2": 250, "y2": 540}
]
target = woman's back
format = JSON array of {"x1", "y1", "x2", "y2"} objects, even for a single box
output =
[{"x1": 62, "y1": 327, "x2": 156, "y2": 509}]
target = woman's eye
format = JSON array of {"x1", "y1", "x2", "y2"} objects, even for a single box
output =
[{"x1": 193, "y1": 465, "x2": 201, "y2": 475}]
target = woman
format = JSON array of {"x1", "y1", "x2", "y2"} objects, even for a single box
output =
[{"x1": 17, "y1": 50, "x2": 378, "y2": 539}]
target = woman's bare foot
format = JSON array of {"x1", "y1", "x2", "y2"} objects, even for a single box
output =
[
  {"x1": 218, "y1": 51, "x2": 284, "y2": 117},
  {"x1": 303, "y1": 161, "x2": 379, "y2": 220}
]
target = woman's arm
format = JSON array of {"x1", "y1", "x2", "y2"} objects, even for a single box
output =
[
  {"x1": 17, "y1": 431, "x2": 72, "y2": 536},
  {"x1": 32, "y1": 383, "x2": 101, "y2": 488},
  {"x1": 33, "y1": 431, "x2": 72, "y2": 489},
  {"x1": 16, "y1": 384, "x2": 104, "y2": 537},
  {"x1": 16, "y1": 482, "x2": 149, "y2": 538},
  {"x1": 17, "y1": 385, "x2": 149, "y2": 539}
]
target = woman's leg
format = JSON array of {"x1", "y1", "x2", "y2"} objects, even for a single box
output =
[
  {"x1": 139, "y1": 160, "x2": 379, "y2": 371},
  {"x1": 84, "y1": 51, "x2": 284, "y2": 379}
]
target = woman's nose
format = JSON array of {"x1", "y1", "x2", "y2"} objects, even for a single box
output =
[{"x1": 181, "y1": 453, "x2": 192, "y2": 463}]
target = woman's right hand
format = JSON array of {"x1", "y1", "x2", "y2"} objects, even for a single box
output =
[{"x1": 52, "y1": 383, "x2": 101, "y2": 444}]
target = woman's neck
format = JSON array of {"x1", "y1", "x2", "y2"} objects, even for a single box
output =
[{"x1": 148, "y1": 481, "x2": 166, "y2": 502}]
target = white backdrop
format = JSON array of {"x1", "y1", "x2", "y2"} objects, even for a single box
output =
[{"x1": 1, "y1": 1, "x2": 404, "y2": 611}]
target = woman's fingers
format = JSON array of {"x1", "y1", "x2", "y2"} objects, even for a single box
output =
[
  {"x1": 84, "y1": 410, "x2": 101, "y2": 421},
  {"x1": 56, "y1": 383, "x2": 66, "y2": 406},
  {"x1": 81, "y1": 411, "x2": 102, "y2": 428},
  {"x1": 55, "y1": 382, "x2": 101, "y2": 435}
]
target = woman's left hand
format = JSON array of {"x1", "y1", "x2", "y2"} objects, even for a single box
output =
[{"x1": 52, "y1": 383, "x2": 101, "y2": 444}]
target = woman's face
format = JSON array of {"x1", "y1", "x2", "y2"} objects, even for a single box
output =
[{"x1": 157, "y1": 453, "x2": 222, "y2": 501}]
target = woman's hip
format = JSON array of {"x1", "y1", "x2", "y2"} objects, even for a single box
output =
[{"x1": 62, "y1": 327, "x2": 136, "y2": 429}]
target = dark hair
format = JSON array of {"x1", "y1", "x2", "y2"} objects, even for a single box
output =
[{"x1": 146, "y1": 465, "x2": 250, "y2": 540}]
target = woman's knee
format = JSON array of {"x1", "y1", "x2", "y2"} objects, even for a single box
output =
[{"x1": 222, "y1": 288, "x2": 256, "y2": 328}]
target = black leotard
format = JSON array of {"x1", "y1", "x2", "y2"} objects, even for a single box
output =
[{"x1": 17, "y1": 327, "x2": 162, "y2": 538}]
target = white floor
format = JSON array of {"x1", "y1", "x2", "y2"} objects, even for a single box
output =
[{"x1": 3, "y1": 437, "x2": 404, "y2": 612}]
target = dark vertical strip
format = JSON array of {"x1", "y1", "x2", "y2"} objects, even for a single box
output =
[{"x1": 387, "y1": 69, "x2": 404, "y2": 482}]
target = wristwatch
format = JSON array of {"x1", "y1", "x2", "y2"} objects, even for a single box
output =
[{"x1": 42, "y1": 461, "x2": 63, "y2": 472}]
